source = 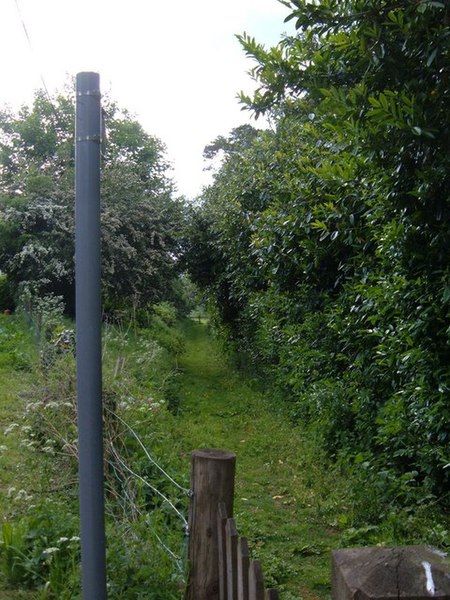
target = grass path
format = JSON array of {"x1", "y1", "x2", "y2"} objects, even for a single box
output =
[{"x1": 169, "y1": 320, "x2": 348, "y2": 600}]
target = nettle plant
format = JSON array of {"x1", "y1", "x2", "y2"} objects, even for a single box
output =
[{"x1": 0, "y1": 495, "x2": 81, "y2": 597}]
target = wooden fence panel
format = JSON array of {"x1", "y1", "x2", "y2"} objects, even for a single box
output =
[
  {"x1": 237, "y1": 537, "x2": 250, "y2": 600},
  {"x1": 186, "y1": 450, "x2": 278, "y2": 599},
  {"x1": 249, "y1": 560, "x2": 265, "y2": 600}
]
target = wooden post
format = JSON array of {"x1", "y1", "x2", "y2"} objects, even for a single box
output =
[
  {"x1": 218, "y1": 502, "x2": 229, "y2": 600},
  {"x1": 186, "y1": 449, "x2": 236, "y2": 600}
]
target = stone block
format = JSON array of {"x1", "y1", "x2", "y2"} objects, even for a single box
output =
[{"x1": 332, "y1": 545, "x2": 450, "y2": 600}]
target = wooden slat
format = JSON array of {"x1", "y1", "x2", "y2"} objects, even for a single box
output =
[
  {"x1": 249, "y1": 560, "x2": 265, "y2": 600},
  {"x1": 218, "y1": 502, "x2": 229, "y2": 600},
  {"x1": 226, "y1": 518, "x2": 238, "y2": 600},
  {"x1": 237, "y1": 537, "x2": 250, "y2": 600},
  {"x1": 216, "y1": 492, "x2": 279, "y2": 600}
]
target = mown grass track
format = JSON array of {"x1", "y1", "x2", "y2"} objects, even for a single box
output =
[{"x1": 167, "y1": 320, "x2": 348, "y2": 600}]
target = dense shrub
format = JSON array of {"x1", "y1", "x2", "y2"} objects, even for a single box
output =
[{"x1": 187, "y1": 0, "x2": 450, "y2": 511}]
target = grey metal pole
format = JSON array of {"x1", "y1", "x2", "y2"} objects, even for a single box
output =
[{"x1": 75, "y1": 71, "x2": 107, "y2": 600}]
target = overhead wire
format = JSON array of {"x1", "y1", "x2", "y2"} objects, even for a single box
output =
[{"x1": 13, "y1": 0, "x2": 64, "y2": 129}]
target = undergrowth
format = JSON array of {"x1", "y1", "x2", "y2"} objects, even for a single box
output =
[
  {"x1": 1, "y1": 307, "x2": 449, "y2": 599},
  {"x1": 0, "y1": 302, "x2": 188, "y2": 599}
]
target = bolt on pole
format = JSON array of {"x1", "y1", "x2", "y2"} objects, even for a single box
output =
[{"x1": 75, "y1": 71, "x2": 107, "y2": 600}]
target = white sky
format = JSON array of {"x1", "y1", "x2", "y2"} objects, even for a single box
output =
[{"x1": 1, "y1": 0, "x2": 294, "y2": 198}]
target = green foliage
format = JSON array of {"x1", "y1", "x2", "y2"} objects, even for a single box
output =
[
  {"x1": 203, "y1": 124, "x2": 260, "y2": 165},
  {"x1": 1, "y1": 313, "x2": 448, "y2": 598},
  {"x1": 0, "y1": 521, "x2": 34, "y2": 587},
  {"x1": 0, "y1": 313, "x2": 35, "y2": 372},
  {"x1": 0, "y1": 274, "x2": 14, "y2": 311},
  {"x1": 18, "y1": 291, "x2": 65, "y2": 341},
  {"x1": 0, "y1": 307, "x2": 189, "y2": 598},
  {"x1": 0, "y1": 350, "x2": 31, "y2": 372},
  {"x1": 0, "y1": 503, "x2": 80, "y2": 596},
  {"x1": 147, "y1": 303, "x2": 186, "y2": 358},
  {"x1": 0, "y1": 87, "x2": 186, "y2": 315},
  {"x1": 105, "y1": 518, "x2": 183, "y2": 599},
  {"x1": 151, "y1": 301, "x2": 178, "y2": 327},
  {"x1": 187, "y1": 0, "x2": 450, "y2": 515}
]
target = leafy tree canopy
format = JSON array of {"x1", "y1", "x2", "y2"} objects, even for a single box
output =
[
  {"x1": 203, "y1": 124, "x2": 260, "y2": 161},
  {"x1": 0, "y1": 86, "x2": 184, "y2": 314}
]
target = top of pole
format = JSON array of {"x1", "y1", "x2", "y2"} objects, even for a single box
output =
[
  {"x1": 76, "y1": 72, "x2": 101, "y2": 99},
  {"x1": 76, "y1": 73, "x2": 101, "y2": 145},
  {"x1": 76, "y1": 72, "x2": 100, "y2": 86},
  {"x1": 192, "y1": 449, "x2": 236, "y2": 461}
]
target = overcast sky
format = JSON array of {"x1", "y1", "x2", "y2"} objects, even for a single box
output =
[{"x1": 1, "y1": 0, "x2": 294, "y2": 198}]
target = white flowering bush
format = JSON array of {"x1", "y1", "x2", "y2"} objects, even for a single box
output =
[{"x1": 0, "y1": 88, "x2": 188, "y2": 317}]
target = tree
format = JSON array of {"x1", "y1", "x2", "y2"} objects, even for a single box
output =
[
  {"x1": 203, "y1": 124, "x2": 260, "y2": 163},
  {"x1": 0, "y1": 87, "x2": 184, "y2": 313}
]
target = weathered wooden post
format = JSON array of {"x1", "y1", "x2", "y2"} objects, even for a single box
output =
[
  {"x1": 186, "y1": 448, "x2": 236, "y2": 600},
  {"x1": 218, "y1": 501, "x2": 229, "y2": 600},
  {"x1": 332, "y1": 545, "x2": 450, "y2": 600}
]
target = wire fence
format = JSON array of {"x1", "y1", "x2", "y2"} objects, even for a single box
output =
[
  {"x1": 23, "y1": 383, "x2": 190, "y2": 573},
  {"x1": 108, "y1": 408, "x2": 191, "y2": 497},
  {"x1": 104, "y1": 407, "x2": 191, "y2": 574}
]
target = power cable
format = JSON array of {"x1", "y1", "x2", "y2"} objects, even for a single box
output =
[{"x1": 13, "y1": 0, "x2": 64, "y2": 129}]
